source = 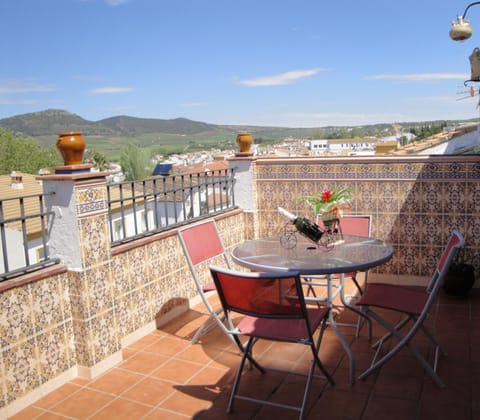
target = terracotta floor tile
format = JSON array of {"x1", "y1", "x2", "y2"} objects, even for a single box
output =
[
  {"x1": 143, "y1": 408, "x2": 191, "y2": 419},
  {"x1": 87, "y1": 368, "x2": 144, "y2": 394},
  {"x1": 49, "y1": 388, "x2": 114, "y2": 418},
  {"x1": 89, "y1": 397, "x2": 152, "y2": 419},
  {"x1": 32, "y1": 383, "x2": 83, "y2": 409},
  {"x1": 8, "y1": 406, "x2": 45, "y2": 419},
  {"x1": 152, "y1": 358, "x2": 204, "y2": 383},
  {"x1": 309, "y1": 389, "x2": 368, "y2": 419},
  {"x1": 121, "y1": 376, "x2": 175, "y2": 406},
  {"x1": 176, "y1": 342, "x2": 223, "y2": 364},
  {"x1": 144, "y1": 336, "x2": 191, "y2": 356},
  {"x1": 127, "y1": 333, "x2": 163, "y2": 350},
  {"x1": 7, "y1": 289, "x2": 479, "y2": 419},
  {"x1": 119, "y1": 350, "x2": 170, "y2": 374},
  {"x1": 187, "y1": 365, "x2": 231, "y2": 388},
  {"x1": 159, "y1": 390, "x2": 214, "y2": 417},
  {"x1": 372, "y1": 373, "x2": 423, "y2": 400},
  {"x1": 36, "y1": 412, "x2": 76, "y2": 420},
  {"x1": 363, "y1": 395, "x2": 418, "y2": 420}
]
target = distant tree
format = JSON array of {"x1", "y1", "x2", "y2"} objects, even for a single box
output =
[
  {"x1": 120, "y1": 144, "x2": 154, "y2": 181},
  {"x1": 0, "y1": 127, "x2": 61, "y2": 175}
]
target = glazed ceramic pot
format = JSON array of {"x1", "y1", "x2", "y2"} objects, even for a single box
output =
[
  {"x1": 236, "y1": 132, "x2": 253, "y2": 153},
  {"x1": 470, "y1": 48, "x2": 480, "y2": 80},
  {"x1": 57, "y1": 132, "x2": 86, "y2": 165}
]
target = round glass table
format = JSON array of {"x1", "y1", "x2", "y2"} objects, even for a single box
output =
[
  {"x1": 231, "y1": 234, "x2": 394, "y2": 276},
  {"x1": 231, "y1": 233, "x2": 394, "y2": 384}
]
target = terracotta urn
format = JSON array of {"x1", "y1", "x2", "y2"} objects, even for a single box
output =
[
  {"x1": 57, "y1": 132, "x2": 86, "y2": 165},
  {"x1": 236, "y1": 132, "x2": 253, "y2": 154},
  {"x1": 470, "y1": 48, "x2": 480, "y2": 81}
]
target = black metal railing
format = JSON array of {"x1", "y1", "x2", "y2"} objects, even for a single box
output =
[
  {"x1": 107, "y1": 169, "x2": 236, "y2": 245},
  {"x1": 0, "y1": 192, "x2": 59, "y2": 281}
]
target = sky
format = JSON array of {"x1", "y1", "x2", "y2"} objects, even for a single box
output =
[{"x1": 1, "y1": 0, "x2": 480, "y2": 127}]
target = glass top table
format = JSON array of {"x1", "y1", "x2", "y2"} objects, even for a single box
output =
[
  {"x1": 231, "y1": 234, "x2": 394, "y2": 276},
  {"x1": 231, "y1": 233, "x2": 394, "y2": 384}
]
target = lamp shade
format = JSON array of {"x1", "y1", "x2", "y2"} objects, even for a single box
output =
[{"x1": 450, "y1": 16, "x2": 473, "y2": 41}]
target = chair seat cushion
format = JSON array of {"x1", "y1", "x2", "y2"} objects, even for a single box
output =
[
  {"x1": 356, "y1": 283, "x2": 427, "y2": 315},
  {"x1": 236, "y1": 307, "x2": 329, "y2": 343}
]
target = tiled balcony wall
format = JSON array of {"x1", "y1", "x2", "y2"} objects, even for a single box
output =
[
  {"x1": 230, "y1": 155, "x2": 480, "y2": 281},
  {"x1": 1, "y1": 154, "x2": 479, "y2": 417}
]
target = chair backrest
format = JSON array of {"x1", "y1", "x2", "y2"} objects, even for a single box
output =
[
  {"x1": 209, "y1": 266, "x2": 306, "y2": 320},
  {"x1": 338, "y1": 215, "x2": 372, "y2": 237},
  {"x1": 427, "y1": 229, "x2": 465, "y2": 294},
  {"x1": 178, "y1": 219, "x2": 230, "y2": 286}
]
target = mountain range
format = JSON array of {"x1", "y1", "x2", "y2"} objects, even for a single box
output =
[{"x1": 1, "y1": 109, "x2": 476, "y2": 159}]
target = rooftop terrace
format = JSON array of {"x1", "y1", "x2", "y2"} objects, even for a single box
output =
[{"x1": 10, "y1": 282, "x2": 480, "y2": 420}]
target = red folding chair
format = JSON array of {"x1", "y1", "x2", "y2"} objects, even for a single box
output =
[
  {"x1": 177, "y1": 219, "x2": 233, "y2": 344},
  {"x1": 356, "y1": 229, "x2": 465, "y2": 387},
  {"x1": 338, "y1": 215, "x2": 372, "y2": 295},
  {"x1": 209, "y1": 265, "x2": 334, "y2": 419}
]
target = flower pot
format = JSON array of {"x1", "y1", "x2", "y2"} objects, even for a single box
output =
[
  {"x1": 321, "y1": 215, "x2": 339, "y2": 233},
  {"x1": 443, "y1": 262, "x2": 475, "y2": 298},
  {"x1": 470, "y1": 48, "x2": 480, "y2": 81},
  {"x1": 236, "y1": 132, "x2": 253, "y2": 153},
  {"x1": 57, "y1": 132, "x2": 86, "y2": 165}
]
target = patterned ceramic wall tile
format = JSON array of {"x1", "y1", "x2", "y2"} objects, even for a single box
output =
[
  {"x1": 376, "y1": 181, "x2": 399, "y2": 213},
  {"x1": 466, "y1": 215, "x2": 480, "y2": 248},
  {"x1": 130, "y1": 286, "x2": 151, "y2": 329},
  {"x1": 466, "y1": 181, "x2": 480, "y2": 214},
  {"x1": 30, "y1": 277, "x2": 64, "y2": 330},
  {"x1": 79, "y1": 214, "x2": 110, "y2": 269},
  {"x1": 111, "y1": 253, "x2": 132, "y2": 297},
  {"x1": 113, "y1": 296, "x2": 134, "y2": 338},
  {"x1": 3, "y1": 338, "x2": 39, "y2": 404},
  {"x1": 421, "y1": 181, "x2": 443, "y2": 214},
  {"x1": 0, "y1": 287, "x2": 34, "y2": 348},
  {"x1": 69, "y1": 290, "x2": 90, "y2": 321},
  {"x1": 254, "y1": 157, "x2": 480, "y2": 278},
  {"x1": 37, "y1": 325, "x2": 74, "y2": 383},
  {"x1": 76, "y1": 184, "x2": 107, "y2": 217},
  {"x1": 420, "y1": 214, "x2": 443, "y2": 246},
  {"x1": 375, "y1": 213, "x2": 399, "y2": 244},
  {"x1": 398, "y1": 181, "x2": 421, "y2": 214},
  {"x1": 397, "y1": 245, "x2": 421, "y2": 275},
  {"x1": 355, "y1": 182, "x2": 377, "y2": 214},
  {"x1": 90, "y1": 310, "x2": 120, "y2": 363},
  {"x1": 72, "y1": 319, "x2": 93, "y2": 366},
  {"x1": 444, "y1": 181, "x2": 467, "y2": 214},
  {"x1": 128, "y1": 247, "x2": 149, "y2": 290}
]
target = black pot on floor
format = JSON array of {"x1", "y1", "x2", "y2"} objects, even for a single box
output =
[{"x1": 443, "y1": 262, "x2": 475, "y2": 297}]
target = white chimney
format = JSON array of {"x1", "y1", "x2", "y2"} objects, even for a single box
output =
[{"x1": 10, "y1": 171, "x2": 23, "y2": 190}]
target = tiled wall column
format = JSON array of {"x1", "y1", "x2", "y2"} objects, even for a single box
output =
[
  {"x1": 42, "y1": 172, "x2": 121, "y2": 379},
  {"x1": 228, "y1": 156, "x2": 259, "y2": 240}
]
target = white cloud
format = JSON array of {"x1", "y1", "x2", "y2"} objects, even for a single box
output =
[
  {"x1": 88, "y1": 87, "x2": 133, "y2": 94},
  {"x1": 0, "y1": 81, "x2": 55, "y2": 94},
  {"x1": 179, "y1": 102, "x2": 208, "y2": 107},
  {"x1": 238, "y1": 68, "x2": 326, "y2": 87},
  {"x1": 0, "y1": 98, "x2": 36, "y2": 105},
  {"x1": 365, "y1": 73, "x2": 467, "y2": 81},
  {"x1": 105, "y1": 0, "x2": 128, "y2": 5}
]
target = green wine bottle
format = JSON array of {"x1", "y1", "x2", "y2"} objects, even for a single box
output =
[{"x1": 277, "y1": 207, "x2": 324, "y2": 243}]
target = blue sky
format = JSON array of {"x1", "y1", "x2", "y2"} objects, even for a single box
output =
[{"x1": 1, "y1": 0, "x2": 480, "y2": 127}]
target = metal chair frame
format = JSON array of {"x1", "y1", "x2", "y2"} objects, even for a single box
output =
[
  {"x1": 209, "y1": 265, "x2": 334, "y2": 419},
  {"x1": 177, "y1": 219, "x2": 234, "y2": 344},
  {"x1": 356, "y1": 229, "x2": 465, "y2": 387}
]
